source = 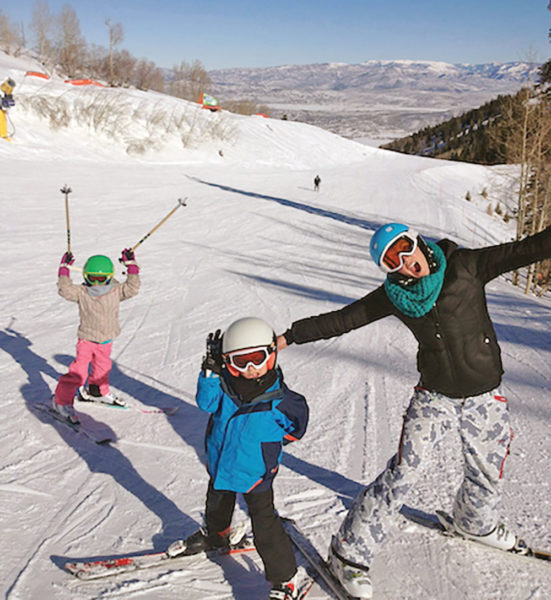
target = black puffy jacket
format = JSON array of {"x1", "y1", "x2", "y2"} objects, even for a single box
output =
[{"x1": 284, "y1": 227, "x2": 551, "y2": 398}]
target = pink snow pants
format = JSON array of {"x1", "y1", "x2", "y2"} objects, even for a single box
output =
[{"x1": 54, "y1": 339, "x2": 113, "y2": 405}]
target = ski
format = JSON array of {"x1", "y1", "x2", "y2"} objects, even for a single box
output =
[
  {"x1": 77, "y1": 387, "x2": 178, "y2": 415},
  {"x1": 400, "y1": 505, "x2": 551, "y2": 563},
  {"x1": 65, "y1": 535, "x2": 255, "y2": 580},
  {"x1": 76, "y1": 394, "x2": 179, "y2": 415},
  {"x1": 282, "y1": 517, "x2": 359, "y2": 600},
  {"x1": 32, "y1": 401, "x2": 113, "y2": 444}
]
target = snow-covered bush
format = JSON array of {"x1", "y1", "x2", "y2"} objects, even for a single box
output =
[{"x1": 16, "y1": 87, "x2": 237, "y2": 154}]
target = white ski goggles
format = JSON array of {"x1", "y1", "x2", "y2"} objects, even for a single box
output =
[
  {"x1": 224, "y1": 345, "x2": 274, "y2": 373},
  {"x1": 380, "y1": 230, "x2": 419, "y2": 273}
]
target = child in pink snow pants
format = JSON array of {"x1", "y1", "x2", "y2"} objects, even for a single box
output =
[
  {"x1": 55, "y1": 339, "x2": 114, "y2": 404},
  {"x1": 53, "y1": 250, "x2": 140, "y2": 423}
]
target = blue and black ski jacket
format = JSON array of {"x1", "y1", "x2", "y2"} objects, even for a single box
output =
[{"x1": 195, "y1": 368, "x2": 309, "y2": 494}]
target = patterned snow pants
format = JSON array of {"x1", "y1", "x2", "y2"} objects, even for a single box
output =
[{"x1": 334, "y1": 386, "x2": 513, "y2": 567}]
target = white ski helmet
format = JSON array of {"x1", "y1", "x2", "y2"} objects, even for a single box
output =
[
  {"x1": 222, "y1": 317, "x2": 276, "y2": 353},
  {"x1": 222, "y1": 317, "x2": 277, "y2": 376}
]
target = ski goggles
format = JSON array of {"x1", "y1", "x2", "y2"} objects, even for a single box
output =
[
  {"x1": 224, "y1": 345, "x2": 274, "y2": 373},
  {"x1": 86, "y1": 274, "x2": 112, "y2": 285},
  {"x1": 380, "y1": 231, "x2": 418, "y2": 273}
]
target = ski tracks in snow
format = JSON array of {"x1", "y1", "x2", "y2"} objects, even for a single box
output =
[{"x1": 5, "y1": 464, "x2": 112, "y2": 599}]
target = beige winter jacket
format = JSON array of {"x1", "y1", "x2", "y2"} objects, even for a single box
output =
[{"x1": 58, "y1": 274, "x2": 140, "y2": 343}]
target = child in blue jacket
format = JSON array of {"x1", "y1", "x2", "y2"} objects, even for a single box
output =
[{"x1": 174, "y1": 317, "x2": 309, "y2": 600}]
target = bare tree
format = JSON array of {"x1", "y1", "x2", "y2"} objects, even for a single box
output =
[
  {"x1": 149, "y1": 66, "x2": 165, "y2": 93},
  {"x1": 30, "y1": 0, "x2": 54, "y2": 66},
  {"x1": 18, "y1": 21, "x2": 26, "y2": 54},
  {"x1": 0, "y1": 9, "x2": 24, "y2": 55},
  {"x1": 523, "y1": 100, "x2": 551, "y2": 294},
  {"x1": 55, "y1": 4, "x2": 86, "y2": 77},
  {"x1": 170, "y1": 59, "x2": 211, "y2": 102},
  {"x1": 133, "y1": 58, "x2": 164, "y2": 92},
  {"x1": 494, "y1": 85, "x2": 551, "y2": 294},
  {"x1": 169, "y1": 61, "x2": 186, "y2": 98},
  {"x1": 105, "y1": 18, "x2": 123, "y2": 86},
  {"x1": 86, "y1": 43, "x2": 108, "y2": 81},
  {"x1": 112, "y1": 49, "x2": 137, "y2": 87}
]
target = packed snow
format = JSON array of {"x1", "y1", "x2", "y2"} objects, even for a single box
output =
[{"x1": 1, "y1": 52, "x2": 550, "y2": 600}]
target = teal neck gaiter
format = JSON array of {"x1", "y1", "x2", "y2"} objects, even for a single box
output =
[{"x1": 383, "y1": 241, "x2": 446, "y2": 318}]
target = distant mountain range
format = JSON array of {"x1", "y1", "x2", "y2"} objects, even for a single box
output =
[{"x1": 209, "y1": 60, "x2": 540, "y2": 143}]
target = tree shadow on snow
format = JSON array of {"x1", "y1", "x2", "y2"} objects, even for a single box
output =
[
  {"x1": 188, "y1": 176, "x2": 382, "y2": 232},
  {"x1": 231, "y1": 272, "x2": 357, "y2": 306}
]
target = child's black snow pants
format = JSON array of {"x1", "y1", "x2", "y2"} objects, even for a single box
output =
[{"x1": 205, "y1": 479, "x2": 297, "y2": 584}]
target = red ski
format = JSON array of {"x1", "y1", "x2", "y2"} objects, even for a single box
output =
[{"x1": 66, "y1": 535, "x2": 254, "y2": 580}]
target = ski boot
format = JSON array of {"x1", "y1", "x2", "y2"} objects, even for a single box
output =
[
  {"x1": 454, "y1": 521, "x2": 529, "y2": 554},
  {"x1": 51, "y1": 396, "x2": 79, "y2": 424},
  {"x1": 167, "y1": 521, "x2": 248, "y2": 558},
  {"x1": 78, "y1": 385, "x2": 126, "y2": 406},
  {"x1": 327, "y1": 536, "x2": 372, "y2": 599},
  {"x1": 269, "y1": 567, "x2": 305, "y2": 599}
]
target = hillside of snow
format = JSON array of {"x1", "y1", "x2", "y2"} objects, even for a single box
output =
[{"x1": 1, "y1": 52, "x2": 550, "y2": 600}]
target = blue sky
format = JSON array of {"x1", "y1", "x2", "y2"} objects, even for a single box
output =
[{"x1": 7, "y1": 0, "x2": 550, "y2": 70}]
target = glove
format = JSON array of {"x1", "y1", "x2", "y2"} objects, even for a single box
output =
[
  {"x1": 201, "y1": 329, "x2": 223, "y2": 376},
  {"x1": 120, "y1": 248, "x2": 135, "y2": 262},
  {"x1": 58, "y1": 251, "x2": 74, "y2": 277},
  {"x1": 119, "y1": 248, "x2": 139, "y2": 274},
  {"x1": 60, "y1": 251, "x2": 75, "y2": 265}
]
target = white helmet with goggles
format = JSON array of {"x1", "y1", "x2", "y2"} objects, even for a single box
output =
[{"x1": 222, "y1": 317, "x2": 277, "y2": 376}]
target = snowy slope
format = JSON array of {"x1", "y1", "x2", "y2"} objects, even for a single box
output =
[{"x1": 1, "y1": 54, "x2": 550, "y2": 600}]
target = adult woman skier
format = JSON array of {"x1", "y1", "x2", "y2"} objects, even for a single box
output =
[{"x1": 277, "y1": 222, "x2": 551, "y2": 599}]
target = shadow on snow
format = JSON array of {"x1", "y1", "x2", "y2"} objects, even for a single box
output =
[
  {"x1": 1, "y1": 328, "x2": 196, "y2": 548},
  {"x1": 189, "y1": 176, "x2": 381, "y2": 232}
]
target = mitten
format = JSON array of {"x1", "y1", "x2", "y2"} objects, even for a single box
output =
[{"x1": 120, "y1": 248, "x2": 139, "y2": 274}]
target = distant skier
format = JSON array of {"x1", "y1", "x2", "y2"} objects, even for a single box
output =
[
  {"x1": 175, "y1": 317, "x2": 309, "y2": 600},
  {"x1": 277, "y1": 222, "x2": 551, "y2": 599},
  {"x1": 52, "y1": 250, "x2": 140, "y2": 423},
  {"x1": 313, "y1": 174, "x2": 321, "y2": 192}
]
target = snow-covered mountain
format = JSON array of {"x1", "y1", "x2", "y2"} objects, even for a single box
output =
[
  {"x1": 2, "y1": 50, "x2": 551, "y2": 600},
  {"x1": 209, "y1": 60, "x2": 540, "y2": 143},
  {"x1": 210, "y1": 60, "x2": 537, "y2": 93}
]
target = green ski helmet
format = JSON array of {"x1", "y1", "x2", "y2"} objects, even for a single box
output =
[{"x1": 83, "y1": 255, "x2": 114, "y2": 286}]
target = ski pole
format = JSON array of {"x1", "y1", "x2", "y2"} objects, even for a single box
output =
[
  {"x1": 60, "y1": 185, "x2": 72, "y2": 253},
  {"x1": 130, "y1": 197, "x2": 187, "y2": 253}
]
